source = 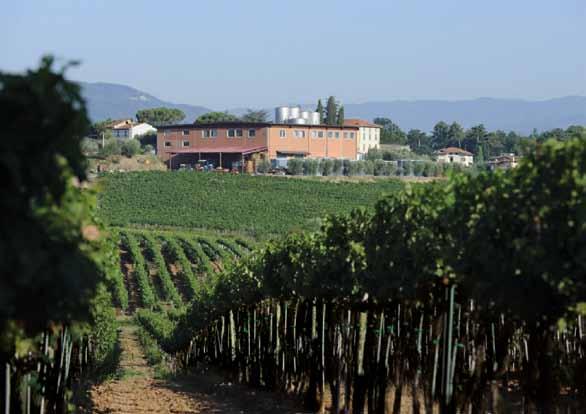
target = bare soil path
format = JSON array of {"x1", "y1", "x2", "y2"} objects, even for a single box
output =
[{"x1": 84, "y1": 321, "x2": 307, "y2": 414}]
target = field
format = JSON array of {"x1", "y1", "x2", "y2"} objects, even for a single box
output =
[{"x1": 98, "y1": 171, "x2": 403, "y2": 238}]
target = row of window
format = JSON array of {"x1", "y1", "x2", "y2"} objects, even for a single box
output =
[
  {"x1": 173, "y1": 129, "x2": 258, "y2": 138},
  {"x1": 279, "y1": 129, "x2": 355, "y2": 139}
]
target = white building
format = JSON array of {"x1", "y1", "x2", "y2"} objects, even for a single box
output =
[
  {"x1": 436, "y1": 147, "x2": 474, "y2": 167},
  {"x1": 108, "y1": 119, "x2": 157, "y2": 139},
  {"x1": 343, "y1": 119, "x2": 381, "y2": 159},
  {"x1": 488, "y1": 153, "x2": 520, "y2": 170}
]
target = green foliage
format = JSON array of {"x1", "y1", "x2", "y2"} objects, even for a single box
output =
[
  {"x1": 81, "y1": 137, "x2": 99, "y2": 155},
  {"x1": 141, "y1": 234, "x2": 183, "y2": 306},
  {"x1": 120, "y1": 232, "x2": 156, "y2": 307},
  {"x1": 320, "y1": 158, "x2": 334, "y2": 176},
  {"x1": 121, "y1": 139, "x2": 141, "y2": 157},
  {"x1": 0, "y1": 56, "x2": 104, "y2": 345},
  {"x1": 99, "y1": 138, "x2": 122, "y2": 157},
  {"x1": 316, "y1": 99, "x2": 324, "y2": 124},
  {"x1": 136, "y1": 107, "x2": 185, "y2": 126},
  {"x1": 241, "y1": 109, "x2": 269, "y2": 122},
  {"x1": 287, "y1": 158, "x2": 304, "y2": 175},
  {"x1": 195, "y1": 111, "x2": 239, "y2": 124},
  {"x1": 255, "y1": 159, "x2": 271, "y2": 173},
  {"x1": 303, "y1": 158, "x2": 320, "y2": 176},
  {"x1": 336, "y1": 105, "x2": 345, "y2": 126},
  {"x1": 98, "y1": 172, "x2": 402, "y2": 238},
  {"x1": 374, "y1": 117, "x2": 406, "y2": 144},
  {"x1": 325, "y1": 96, "x2": 337, "y2": 125}
]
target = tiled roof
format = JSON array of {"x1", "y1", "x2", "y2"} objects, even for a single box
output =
[
  {"x1": 437, "y1": 147, "x2": 473, "y2": 156},
  {"x1": 343, "y1": 119, "x2": 382, "y2": 128}
]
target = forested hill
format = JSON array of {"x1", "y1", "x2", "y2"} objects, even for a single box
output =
[{"x1": 80, "y1": 82, "x2": 211, "y2": 121}]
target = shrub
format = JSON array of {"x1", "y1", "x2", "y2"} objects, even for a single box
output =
[
  {"x1": 99, "y1": 138, "x2": 122, "y2": 157},
  {"x1": 412, "y1": 161, "x2": 425, "y2": 176},
  {"x1": 304, "y1": 159, "x2": 320, "y2": 176},
  {"x1": 256, "y1": 159, "x2": 271, "y2": 174},
  {"x1": 333, "y1": 159, "x2": 343, "y2": 175},
  {"x1": 121, "y1": 139, "x2": 141, "y2": 158},
  {"x1": 287, "y1": 158, "x2": 304, "y2": 175},
  {"x1": 321, "y1": 159, "x2": 334, "y2": 176},
  {"x1": 342, "y1": 159, "x2": 351, "y2": 176},
  {"x1": 81, "y1": 137, "x2": 99, "y2": 155},
  {"x1": 373, "y1": 159, "x2": 385, "y2": 176},
  {"x1": 364, "y1": 160, "x2": 375, "y2": 175}
]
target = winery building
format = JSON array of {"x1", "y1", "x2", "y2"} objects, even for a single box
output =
[{"x1": 156, "y1": 122, "x2": 359, "y2": 170}]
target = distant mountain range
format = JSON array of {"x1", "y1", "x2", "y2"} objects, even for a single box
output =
[
  {"x1": 80, "y1": 82, "x2": 211, "y2": 122},
  {"x1": 80, "y1": 82, "x2": 585, "y2": 134}
]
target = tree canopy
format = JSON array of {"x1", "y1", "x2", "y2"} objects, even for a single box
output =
[
  {"x1": 241, "y1": 109, "x2": 269, "y2": 122},
  {"x1": 136, "y1": 107, "x2": 185, "y2": 126},
  {"x1": 195, "y1": 111, "x2": 239, "y2": 124},
  {"x1": 374, "y1": 117, "x2": 407, "y2": 144}
]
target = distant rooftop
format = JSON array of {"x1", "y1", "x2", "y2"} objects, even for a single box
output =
[
  {"x1": 437, "y1": 147, "x2": 473, "y2": 156},
  {"x1": 344, "y1": 119, "x2": 382, "y2": 128}
]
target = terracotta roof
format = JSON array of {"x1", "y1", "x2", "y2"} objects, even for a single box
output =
[
  {"x1": 437, "y1": 147, "x2": 473, "y2": 156},
  {"x1": 343, "y1": 119, "x2": 382, "y2": 128}
]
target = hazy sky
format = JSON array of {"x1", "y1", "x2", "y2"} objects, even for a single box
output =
[{"x1": 2, "y1": 0, "x2": 585, "y2": 108}]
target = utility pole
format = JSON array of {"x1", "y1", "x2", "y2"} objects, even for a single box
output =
[{"x1": 101, "y1": 132, "x2": 105, "y2": 148}]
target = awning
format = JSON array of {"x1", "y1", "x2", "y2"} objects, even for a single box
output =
[{"x1": 169, "y1": 146, "x2": 268, "y2": 155}]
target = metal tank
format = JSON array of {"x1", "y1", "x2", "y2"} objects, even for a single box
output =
[
  {"x1": 290, "y1": 117, "x2": 307, "y2": 124},
  {"x1": 289, "y1": 106, "x2": 301, "y2": 119},
  {"x1": 275, "y1": 106, "x2": 290, "y2": 123},
  {"x1": 300, "y1": 111, "x2": 311, "y2": 121},
  {"x1": 310, "y1": 112, "x2": 321, "y2": 125}
]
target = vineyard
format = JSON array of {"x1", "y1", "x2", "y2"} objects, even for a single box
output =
[
  {"x1": 132, "y1": 138, "x2": 586, "y2": 413},
  {"x1": 97, "y1": 171, "x2": 403, "y2": 238}
]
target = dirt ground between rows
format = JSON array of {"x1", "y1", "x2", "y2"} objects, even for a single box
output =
[{"x1": 78, "y1": 322, "x2": 308, "y2": 413}]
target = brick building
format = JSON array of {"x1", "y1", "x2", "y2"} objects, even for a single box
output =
[{"x1": 156, "y1": 122, "x2": 359, "y2": 169}]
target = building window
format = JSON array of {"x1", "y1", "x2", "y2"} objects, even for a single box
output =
[
  {"x1": 343, "y1": 132, "x2": 349, "y2": 139},
  {"x1": 236, "y1": 129, "x2": 243, "y2": 137},
  {"x1": 248, "y1": 129, "x2": 256, "y2": 137},
  {"x1": 182, "y1": 130, "x2": 190, "y2": 136},
  {"x1": 279, "y1": 129, "x2": 286, "y2": 138},
  {"x1": 318, "y1": 131, "x2": 324, "y2": 138},
  {"x1": 294, "y1": 130, "x2": 305, "y2": 138},
  {"x1": 311, "y1": 130, "x2": 318, "y2": 138},
  {"x1": 202, "y1": 130, "x2": 209, "y2": 138},
  {"x1": 327, "y1": 131, "x2": 333, "y2": 138},
  {"x1": 210, "y1": 129, "x2": 217, "y2": 138},
  {"x1": 350, "y1": 132, "x2": 355, "y2": 139},
  {"x1": 335, "y1": 132, "x2": 340, "y2": 138},
  {"x1": 182, "y1": 140, "x2": 190, "y2": 147},
  {"x1": 228, "y1": 129, "x2": 235, "y2": 138},
  {"x1": 164, "y1": 141, "x2": 172, "y2": 147}
]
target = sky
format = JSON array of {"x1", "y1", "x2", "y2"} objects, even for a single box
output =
[{"x1": 2, "y1": 0, "x2": 585, "y2": 109}]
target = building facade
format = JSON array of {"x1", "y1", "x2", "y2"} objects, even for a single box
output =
[
  {"x1": 488, "y1": 153, "x2": 520, "y2": 170},
  {"x1": 156, "y1": 122, "x2": 359, "y2": 169},
  {"x1": 108, "y1": 119, "x2": 157, "y2": 139},
  {"x1": 436, "y1": 147, "x2": 474, "y2": 167},
  {"x1": 343, "y1": 119, "x2": 382, "y2": 159}
]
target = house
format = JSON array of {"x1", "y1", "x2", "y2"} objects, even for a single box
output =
[
  {"x1": 488, "y1": 153, "x2": 520, "y2": 170},
  {"x1": 107, "y1": 119, "x2": 157, "y2": 139},
  {"x1": 156, "y1": 121, "x2": 359, "y2": 170},
  {"x1": 343, "y1": 119, "x2": 382, "y2": 159},
  {"x1": 436, "y1": 147, "x2": 474, "y2": 167}
]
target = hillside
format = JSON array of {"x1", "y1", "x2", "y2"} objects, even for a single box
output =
[
  {"x1": 80, "y1": 82, "x2": 211, "y2": 122},
  {"x1": 97, "y1": 172, "x2": 402, "y2": 239}
]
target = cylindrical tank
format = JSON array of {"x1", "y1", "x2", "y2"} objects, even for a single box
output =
[
  {"x1": 289, "y1": 106, "x2": 301, "y2": 119},
  {"x1": 310, "y1": 112, "x2": 320, "y2": 125},
  {"x1": 301, "y1": 111, "x2": 311, "y2": 121},
  {"x1": 275, "y1": 106, "x2": 290, "y2": 123},
  {"x1": 290, "y1": 117, "x2": 306, "y2": 124}
]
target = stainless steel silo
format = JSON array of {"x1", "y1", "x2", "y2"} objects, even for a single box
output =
[
  {"x1": 310, "y1": 112, "x2": 321, "y2": 125},
  {"x1": 289, "y1": 106, "x2": 301, "y2": 119},
  {"x1": 291, "y1": 117, "x2": 307, "y2": 124},
  {"x1": 275, "y1": 106, "x2": 290, "y2": 123},
  {"x1": 301, "y1": 111, "x2": 311, "y2": 121}
]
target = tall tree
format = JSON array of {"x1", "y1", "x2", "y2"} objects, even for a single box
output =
[
  {"x1": 195, "y1": 111, "x2": 239, "y2": 124},
  {"x1": 431, "y1": 121, "x2": 450, "y2": 149},
  {"x1": 241, "y1": 109, "x2": 269, "y2": 122},
  {"x1": 448, "y1": 122, "x2": 465, "y2": 148},
  {"x1": 374, "y1": 117, "x2": 407, "y2": 144},
  {"x1": 325, "y1": 96, "x2": 337, "y2": 125},
  {"x1": 463, "y1": 124, "x2": 488, "y2": 153},
  {"x1": 407, "y1": 129, "x2": 432, "y2": 154},
  {"x1": 336, "y1": 105, "x2": 345, "y2": 126},
  {"x1": 316, "y1": 99, "x2": 324, "y2": 124},
  {"x1": 136, "y1": 107, "x2": 185, "y2": 126}
]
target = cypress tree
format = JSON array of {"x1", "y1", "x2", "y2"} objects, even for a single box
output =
[
  {"x1": 337, "y1": 105, "x2": 345, "y2": 126},
  {"x1": 326, "y1": 96, "x2": 337, "y2": 125},
  {"x1": 316, "y1": 99, "x2": 324, "y2": 124}
]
